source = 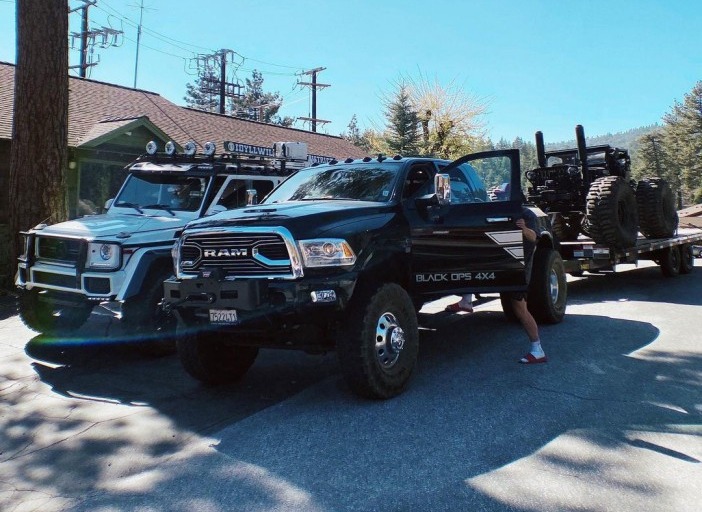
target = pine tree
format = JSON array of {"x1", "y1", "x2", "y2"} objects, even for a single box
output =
[
  {"x1": 662, "y1": 81, "x2": 702, "y2": 204},
  {"x1": 183, "y1": 70, "x2": 220, "y2": 113},
  {"x1": 384, "y1": 84, "x2": 420, "y2": 156},
  {"x1": 231, "y1": 70, "x2": 284, "y2": 124}
]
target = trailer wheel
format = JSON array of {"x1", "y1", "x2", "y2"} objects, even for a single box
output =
[
  {"x1": 337, "y1": 283, "x2": 419, "y2": 399},
  {"x1": 527, "y1": 248, "x2": 567, "y2": 324},
  {"x1": 658, "y1": 246, "x2": 681, "y2": 277},
  {"x1": 636, "y1": 178, "x2": 678, "y2": 238},
  {"x1": 586, "y1": 176, "x2": 639, "y2": 249},
  {"x1": 550, "y1": 213, "x2": 581, "y2": 242},
  {"x1": 679, "y1": 244, "x2": 694, "y2": 275},
  {"x1": 177, "y1": 330, "x2": 259, "y2": 385}
]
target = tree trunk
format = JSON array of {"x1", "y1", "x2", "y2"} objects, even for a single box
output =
[{"x1": 8, "y1": 0, "x2": 69, "y2": 267}]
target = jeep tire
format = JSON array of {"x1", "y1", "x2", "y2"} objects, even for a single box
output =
[
  {"x1": 18, "y1": 289, "x2": 92, "y2": 336},
  {"x1": 636, "y1": 178, "x2": 678, "y2": 238},
  {"x1": 177, "y1": 329, "x2": 259, "y2": 385},
  {"x1": 586, "y1": 176, "x2": 639, "y2": 249},
  {"x1": 337, "y1": 283, "x2": 419, "y2": 399}
]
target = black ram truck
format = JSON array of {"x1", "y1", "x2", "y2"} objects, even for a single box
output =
[{"x1": 163, "y1": 149, "x2": 567, "y2": 398}]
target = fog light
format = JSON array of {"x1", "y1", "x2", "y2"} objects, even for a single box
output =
[{"x1": 311, "y1": 290, "x2": 336, "y2": 303}]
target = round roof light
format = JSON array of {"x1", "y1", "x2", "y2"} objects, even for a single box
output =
[
  {"x1": 145, "y1": 141, "x2": 158, "y2": 155},
  {"x1": 183, "y1": 141, "x2": 197, "y2": 156},
  {"x1": 203, "y1": 141, "x2": 216, "y2": 157},
  {"x1": 165, "y1": 141, "x2": 176, "y2": 156}
]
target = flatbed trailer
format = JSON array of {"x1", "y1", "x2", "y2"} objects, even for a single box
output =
[{"x1": 558, "y1": 227, "x2": 702, "y2": 277}]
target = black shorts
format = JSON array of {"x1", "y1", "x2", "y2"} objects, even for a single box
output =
[{"x1": 508, "y1": 291, "x2": 527, "y2": 301}]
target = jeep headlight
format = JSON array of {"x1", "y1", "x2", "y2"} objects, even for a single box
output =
[
  {"x1": 297, "y1": 239, "x2": 356, "y2": 268},
  {"x1": 87, "y1": 242, "x2": 121, "y2": 269}
]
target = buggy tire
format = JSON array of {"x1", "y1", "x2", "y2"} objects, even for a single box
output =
[
  {"x1": 177, "y1": 330, "x2": 259, "y2": 385},
  {"x1": 586, "y1": 176, "x2": 639, "y2": 249},
  {"x1": 527, "y1": 248, "x2": 567, "y2": 324},
  {"x1": 337, "y1": 283, "x2": 419, "y2": 399},
  {"x1": 18, "y1": 289, "x2": 92, "y2": 335},
  {"x1": 658, "y1": 246, "x2": 681, "y2": 278},
  {"x1": 550, "y1": 212, "x2": 581, "y2": 242},
  {"x1": 636, "y1": 178, "x2": 678, "y2": 238},
  {"x1": 680, "y1": 244, "x2": 694, "y2": 274}
]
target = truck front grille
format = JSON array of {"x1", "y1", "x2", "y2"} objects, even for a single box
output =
[
  {"x1": 180, "y1": 231, "x2": 294, "y2": 278},
  {"x1": 36, "y1": 236, "x2": 82, "y2": 266}
]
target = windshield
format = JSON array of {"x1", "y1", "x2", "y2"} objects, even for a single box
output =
[
  {"x1": 114, "y1": 174, "x2": 209, "y2": 212},
  {"x1": 264, "y1": 163, "x2": 401, "y2": 203}
]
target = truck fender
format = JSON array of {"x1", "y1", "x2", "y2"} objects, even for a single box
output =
[{"x1": 118, "y1": 249, "x2": 173, "y2": 301}]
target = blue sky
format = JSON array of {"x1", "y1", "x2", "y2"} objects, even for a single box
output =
[{"x1": 1, "y1": 0, "x2": 701, "y2": 144}]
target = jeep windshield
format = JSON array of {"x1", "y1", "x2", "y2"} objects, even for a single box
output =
[
  {"x1": 264, "y1": 162, "x2": 402, "y2": 203},
  {"x1": 114, "y1": 174, "x2": 209, "y2": 213}
]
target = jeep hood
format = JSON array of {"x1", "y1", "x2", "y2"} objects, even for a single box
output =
[{"x1": 32, "y1": 213, "x2": 189, "y2": 240}]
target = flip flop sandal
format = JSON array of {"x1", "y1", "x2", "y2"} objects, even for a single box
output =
[
  {"x1": 445, "y1": 302, "x2": 474, "y2": 313},
  {"x1": 519, "y1": 353, "x2": 548, "y2": 364}
]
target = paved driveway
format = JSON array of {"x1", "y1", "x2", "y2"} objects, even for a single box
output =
[{"x1": 1, "y1": 260, "x2": 700, "y2": 511}]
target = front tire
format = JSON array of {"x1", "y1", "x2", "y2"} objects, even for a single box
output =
[
  {"x1": 18, "y1": 289, "x2": 92, "y2": 335},
  {"x1": 337, "y1": 283, "x2": 419, "y2": 399},
  {"x1": 527, "y1": 248, "x2": 567, "y2": 324},
  {"x1": 122, "y1": 270, "x2": 177, "y2": 356},
  {"x1": 177, "y1": 329, "x2": 259, "y2": 385}
]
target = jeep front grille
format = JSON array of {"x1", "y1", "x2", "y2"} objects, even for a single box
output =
[
  {"x1": 179, "y1": 230, "x2": 298, "y2": 278},
  {"x1": 36, "y1": 236, "x2": 83, "y2": 266}
]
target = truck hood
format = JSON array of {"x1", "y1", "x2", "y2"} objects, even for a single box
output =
[
  {"x1": 32, "y1": 213, "x2": 189, "y2": 240},
  {"x1": 185, "y1": 200, "x2": 391, "y2": 237}
]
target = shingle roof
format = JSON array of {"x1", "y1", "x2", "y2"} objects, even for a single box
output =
[{"x1": 0, "y1": 62, "x2": 366, "y2": 159}]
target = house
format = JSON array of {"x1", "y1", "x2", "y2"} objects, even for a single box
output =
[{"x1": 0, "y1": 61, "x2": 366, "y2": 287}]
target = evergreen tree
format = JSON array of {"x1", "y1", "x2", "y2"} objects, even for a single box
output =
[
  {"x1": 183, "y1": 70, "x2": 220, "y2": 113},
  {"x1": 662, "y1": 81, "x2": 702, "y2": 204},
  {"x1": 383, "y1": 84, "x2": 420, "y2": 156},
  {"x1": 343, "y1": 115, "x2": 370, "y2": 151},
  {"x1": 633, "y1": 131, "x2": 672, "y2": 181},
  {"x1": 231, "y1": 69, "x2": 284, "y2": 124}
]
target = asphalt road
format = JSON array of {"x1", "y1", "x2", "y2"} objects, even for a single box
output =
[{"x1": 1, "y1": 260, "x2": 700, "y2": 512}]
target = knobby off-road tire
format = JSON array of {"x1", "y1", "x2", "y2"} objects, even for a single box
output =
[
  {"x1": 679, "y1": 244, "x2": 695, "y2": 275},
  {"x1": 550, "y1": 212, "x2": 581, "y2": 243},
  {"x1": 636, "y1": 178, "x2": 678, "y2": 238},
  {"x1": 337, "y1": 283, "x2": 419, "y2": 399},
  {"x1": 586, "y1": 176, "x2": 639, "y2": 249},
  {"x1": 658, "y1": 246, "x2": 681, "y2": 278},
  {"x1": 18, "y1": 289, "x2": 92, "y2": 336},
  {"x1": 122, "y1": 270, "x2": 177, "y2": 356},
  {"x1": 177, "y1": 329, "x2": 259, "y2": 385}
]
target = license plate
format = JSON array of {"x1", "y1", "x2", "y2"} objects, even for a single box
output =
[{"x1": 209, "y1": 309, "x2": 238, "y2": 324}]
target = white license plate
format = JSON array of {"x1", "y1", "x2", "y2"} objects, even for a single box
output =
[{"x1": 209, "y1": 309, "x2": 238, "y2": 324}]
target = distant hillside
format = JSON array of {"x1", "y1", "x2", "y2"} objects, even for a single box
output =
[{"x1": 546, "y1": 124, "x2": 660, "y2": 156}]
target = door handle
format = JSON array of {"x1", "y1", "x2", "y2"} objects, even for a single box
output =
[{"x1": 486, "y1": 216, "x2": 512, "y2": 223}]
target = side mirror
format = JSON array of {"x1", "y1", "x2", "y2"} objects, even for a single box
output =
[
  {"x1": 104, "y1": 198, "x2": 114, "y2": 210},
  {"x1": 434, "y1": 173, "x2": 451, "y2": 206},
  {"x1": 206, "y1": 204, "x2": 227, "y2": 216}
]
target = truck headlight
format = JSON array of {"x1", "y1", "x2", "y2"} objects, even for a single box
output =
[
  {"x1": 87, "y1": 242, "x2": 121, "y2": 269},
  {"x1": 298, "y1": 239, "x2": 356, "y2": 267}
]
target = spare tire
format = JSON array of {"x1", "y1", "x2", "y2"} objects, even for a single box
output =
[
  {"x1": 636, "y1": 178, "x2": 678, "y2": 238},
  {"x1": 585, "y1": 176, "x2": 639, "y2": 249}
]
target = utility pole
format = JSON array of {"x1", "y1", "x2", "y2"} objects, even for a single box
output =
[
  {"x1": 133, "y1": 0, "x2": 144, "y2": 88},
  {"x1": 298, "y1": 67, "x2": 330, "y2": 132},
  {"x1": 69, "y1": 0, "x2": 123, "y2": 78},
  {"x1": 191, "y1": 49, "x2": 242, "y2": 114}
]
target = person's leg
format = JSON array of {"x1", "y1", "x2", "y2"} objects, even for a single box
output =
[
  {"x1": 511, "y1": 297, "x2": 546, "y2": 362},
  {"x1": 446, "y1": 294, "x2": 473, "y2": 313}
]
